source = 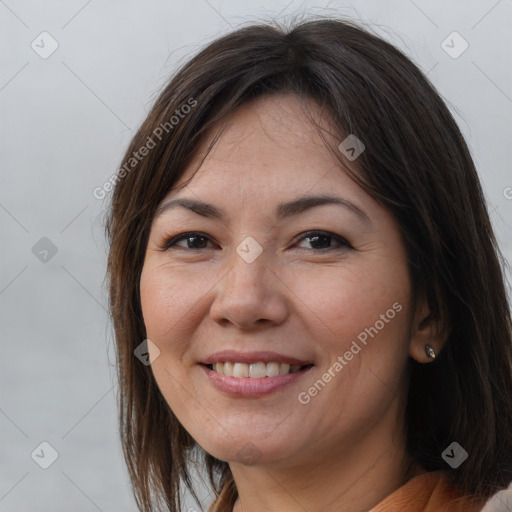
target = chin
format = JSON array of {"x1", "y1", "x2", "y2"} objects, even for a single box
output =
[{"x1": 197, "y1": 432, "x2": 298, "y2": 466}]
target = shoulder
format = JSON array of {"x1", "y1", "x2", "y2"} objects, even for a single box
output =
[{"x1": 370, "y1": 470, "x2": 486, "y2": 512}]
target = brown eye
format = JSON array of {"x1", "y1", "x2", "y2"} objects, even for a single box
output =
[
  {"x1": 294, "y1": 231, "x2": 352, "y2": 251},
  {"x1": 162, "y1": 232, "x2": 217, "y2": 251}
]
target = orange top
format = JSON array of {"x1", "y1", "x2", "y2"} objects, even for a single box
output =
[
  {"x1": 209, "y1": 470, "x2": 486, "y2": 512},
  {"x1": 369, "y1": 470, "x2": 485, "y2": 512}
]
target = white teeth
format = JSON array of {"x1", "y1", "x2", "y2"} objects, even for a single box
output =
[
  {"x1": 233, "y1": 362, "x2": 249, "y2": 378},
  {"x1": 266, "y1": 362, "x2": 280, "y2": 377},
  {"x1": 223, "y1": 361, "x2": 234, "y2": 377},
  {"x1": 209, "y1": 361, "x2": 307, "y2": 377},
  {"x1": 249, "y1": 362, "x2": 266, "y2": 378}
]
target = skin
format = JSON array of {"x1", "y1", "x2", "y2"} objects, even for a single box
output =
[{"x1": 140, "y1": 93, "x2": 445, "y2": 512}]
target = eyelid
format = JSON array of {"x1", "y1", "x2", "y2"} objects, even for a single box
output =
[
  {"x1": 293, "y1": 230, "x2": 353, "y2": 250},
  {"x1": 158, "y1": 231, "x2": 215, "y2": 251},
  {"x1": 158, "y1": 230, "x2": 353, "y2": 252}
]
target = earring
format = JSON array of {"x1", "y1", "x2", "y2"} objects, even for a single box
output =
[{"x1": 425, "y1": 345, "x2": 436, "y2": 360}]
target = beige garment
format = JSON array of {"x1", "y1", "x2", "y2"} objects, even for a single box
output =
[{"x1": 480, "y1": 481, "x2": 512, "y2": 512}]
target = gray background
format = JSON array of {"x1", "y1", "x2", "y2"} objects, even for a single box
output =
[{"x1": 1, "y1": 0, "x2": 511, "y2": 510}]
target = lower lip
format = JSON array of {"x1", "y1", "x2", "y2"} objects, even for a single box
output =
[{"x1": 198, "y1": 364, "x2": 314, "y2": 398}]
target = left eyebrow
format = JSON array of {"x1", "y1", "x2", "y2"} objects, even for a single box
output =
[{"x1": 154, "y1": 194, "x2": 372, "y2": 225}]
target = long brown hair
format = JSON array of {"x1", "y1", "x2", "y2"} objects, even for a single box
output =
[{"x1": 105, "y1": 16, "x2": 512, "y2": 512}]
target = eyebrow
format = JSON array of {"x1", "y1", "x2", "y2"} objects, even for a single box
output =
[{"x1": 154, "y1": 194, "x2": 371, "y2": 224}]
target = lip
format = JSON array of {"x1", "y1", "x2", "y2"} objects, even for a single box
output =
[
  {"x1": 198, "y1": 363, "x2": 314, "y2": 398},
  {"x1": 200, "y1": 350, "x2": 313, "y2": 366}
]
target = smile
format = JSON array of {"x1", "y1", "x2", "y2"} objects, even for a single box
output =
[
  {"x1": 199, "y1": 362, "x2": 315, "y2": 397},
  {"x1": 206, "y1": 361, "x2": 313, "y2": 377}
]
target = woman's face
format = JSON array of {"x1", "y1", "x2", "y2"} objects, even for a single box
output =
[{"x1": 140, "y1": 93, "x2": 419, "y2": 468}]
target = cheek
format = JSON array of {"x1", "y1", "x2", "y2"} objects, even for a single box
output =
[
  {"x1": 139, "y1": 265, "x2": 202, "y2": 417},
  {"x1": 140, "y1": 264, "x2": 206, "y2": 343},
  {"x1": 140, "y1": 269, "x2": 174, "y2": 341},
  {"x1": 288, "y1": 259, "x2": 410, "y2": 347},
  {"x1": 288, "y1": 259, "x2": 412, "y2": 411}
]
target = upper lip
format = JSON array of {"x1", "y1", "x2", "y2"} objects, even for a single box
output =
[{"x1": 200, "y1": 350, "x2": 314, "y2": 366}]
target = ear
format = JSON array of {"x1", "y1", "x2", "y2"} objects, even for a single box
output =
[{"x1": 408, "y1": 292, "x2": 450, "y2": 363}]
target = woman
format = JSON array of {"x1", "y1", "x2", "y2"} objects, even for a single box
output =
[{"x1": 105, "y1": 17, "x2": 512, "y2": 512}]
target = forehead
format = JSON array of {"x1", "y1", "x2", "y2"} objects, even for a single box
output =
[
  {"x1": 171, "y1": 93, "x2": 346, "y2": 193},
  {"x1": 153, "y1": 94, "x2": 396, "y2": 235}
]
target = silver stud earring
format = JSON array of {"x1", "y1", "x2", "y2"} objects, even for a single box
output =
[{"x1": 425, "y1": 345, "x2": 436, "y2": 360}]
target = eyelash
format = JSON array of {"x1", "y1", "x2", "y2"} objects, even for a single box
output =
[{"x1": 159, "y1": 230, "x2": 352, "y2": 252}]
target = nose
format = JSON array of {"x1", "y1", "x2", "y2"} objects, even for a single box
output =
[{"x1": 209, "y1": 246, "x2": 289, "y2": 330}]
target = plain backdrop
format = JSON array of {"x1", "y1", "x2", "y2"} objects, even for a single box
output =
[{"x1": 1, "y1": 0, "x2": 511, "y2": 510}]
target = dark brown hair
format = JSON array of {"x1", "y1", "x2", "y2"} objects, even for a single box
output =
[{"x1": 105, "y1": 16, "x2": 512, "y2": 512}]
